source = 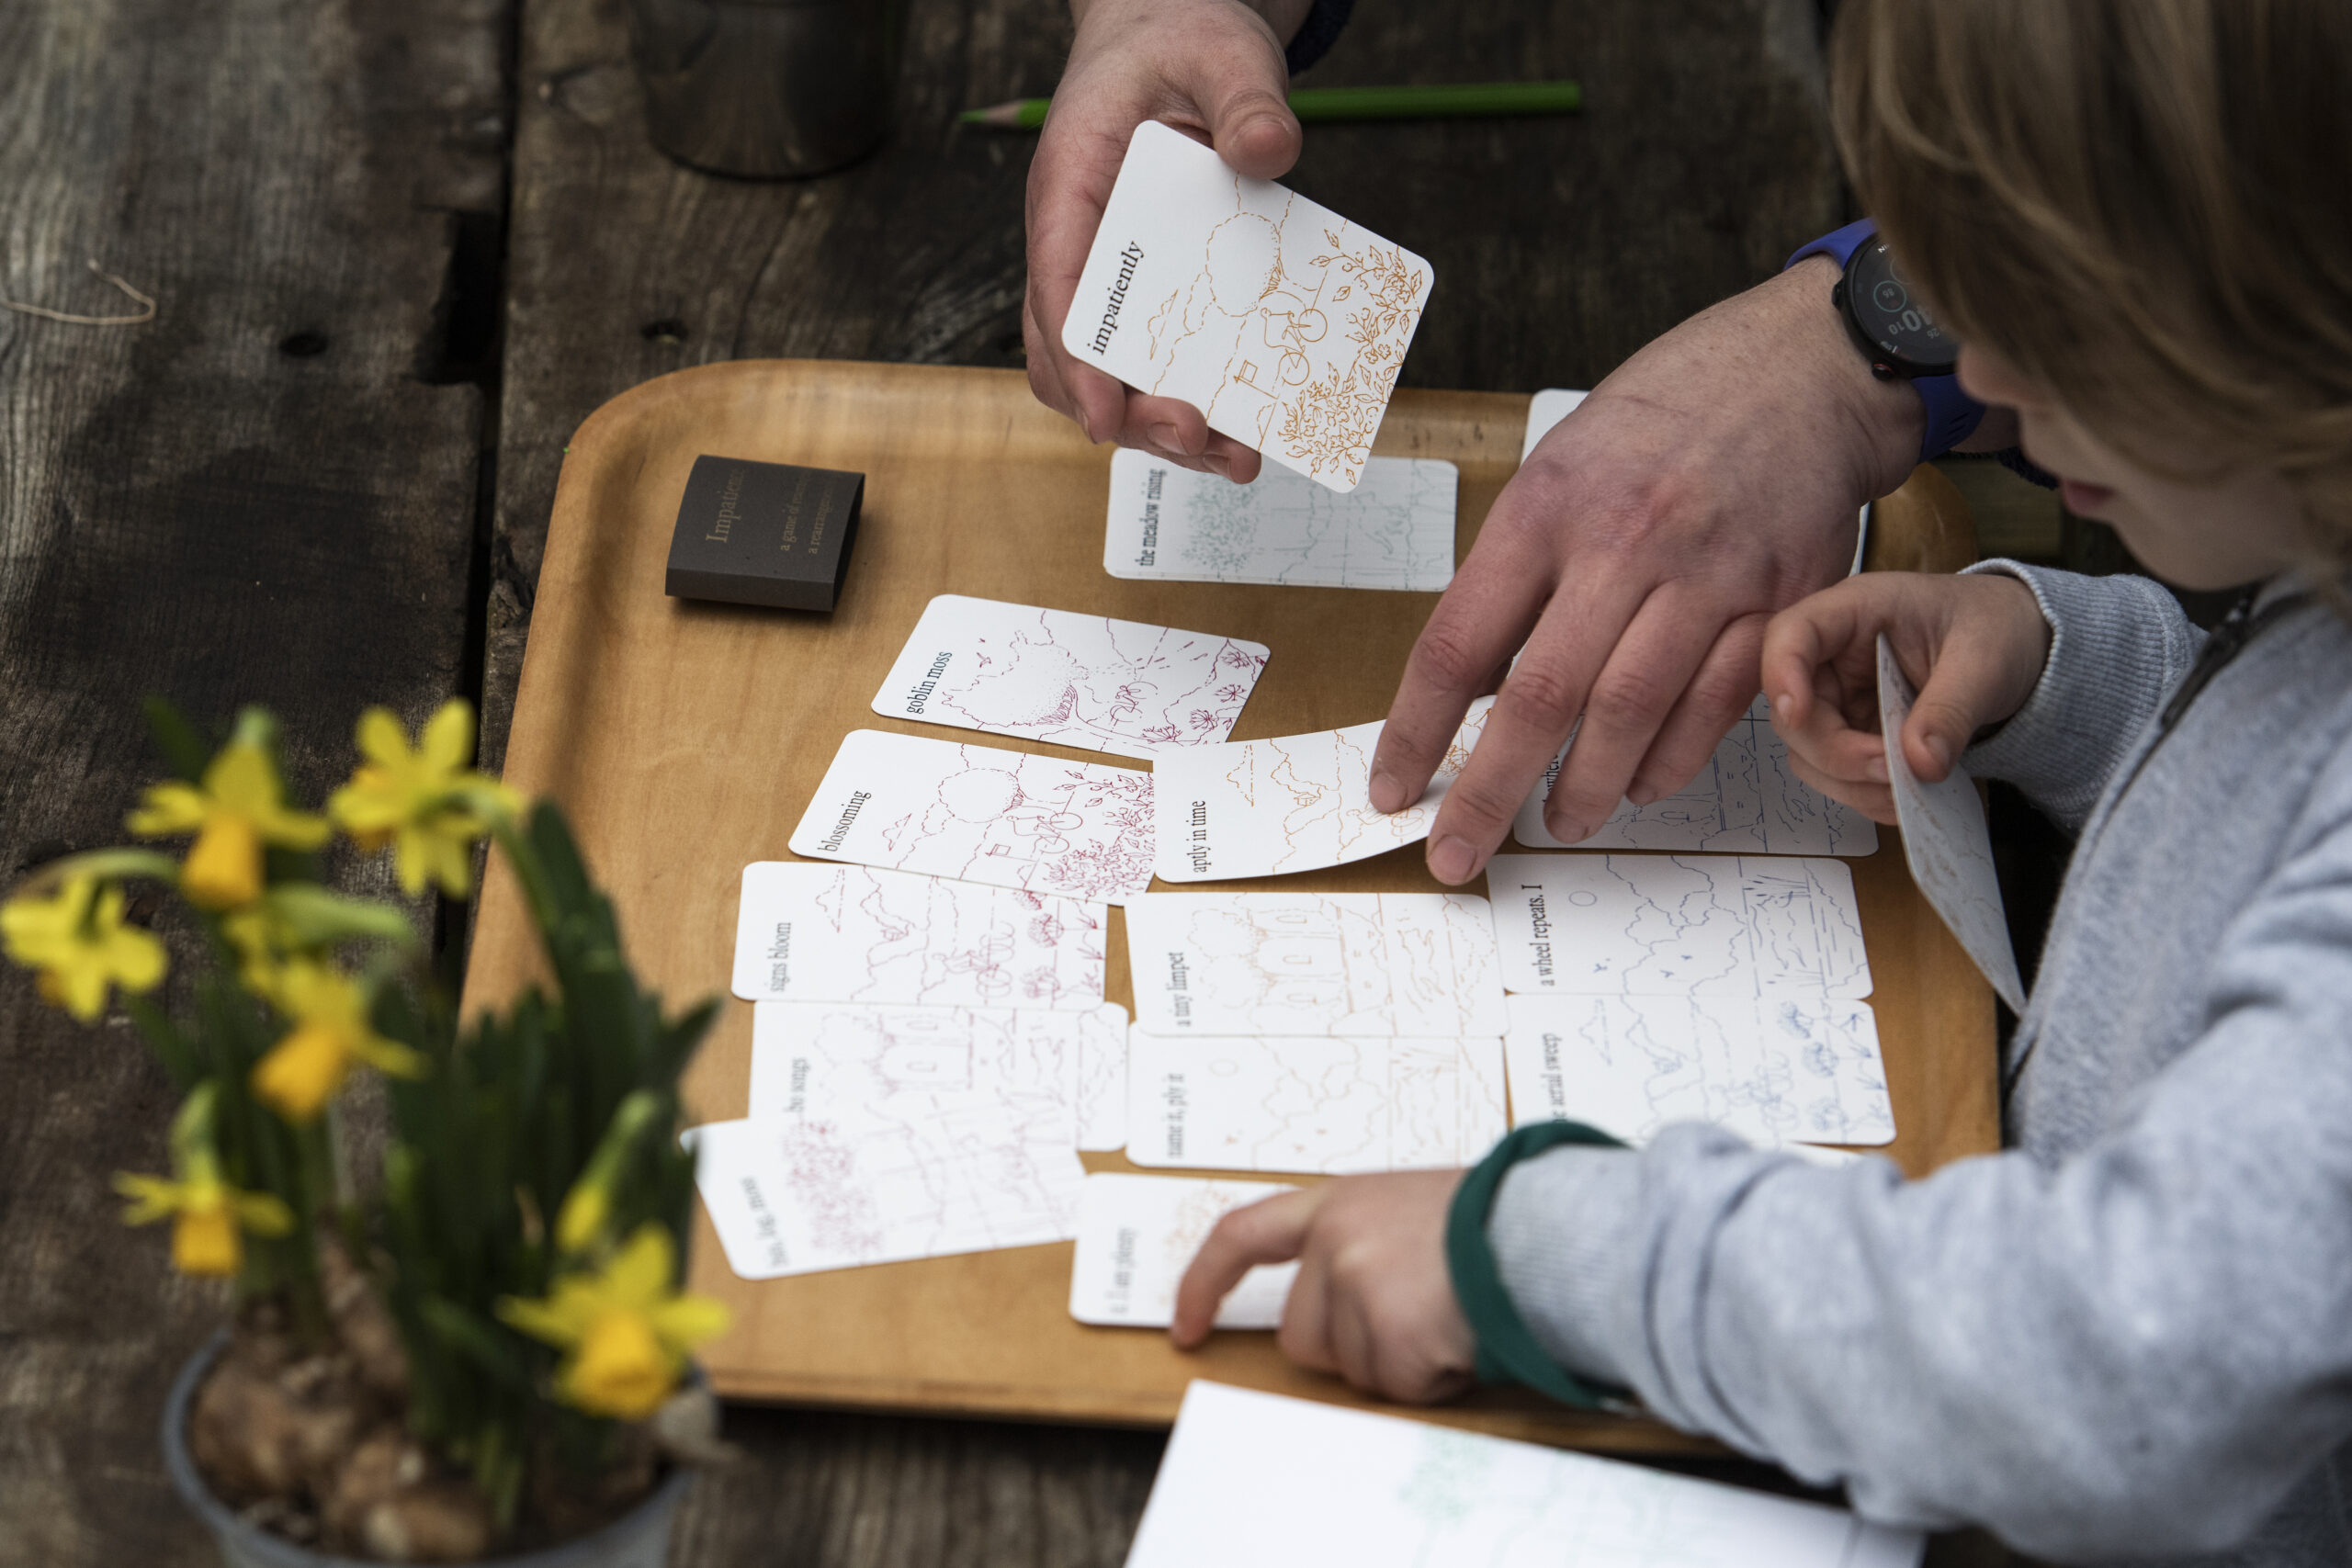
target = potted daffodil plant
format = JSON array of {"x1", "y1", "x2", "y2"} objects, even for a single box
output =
[{"x1": 2, "y1": 699, "x2": 729, "y2": 1565}]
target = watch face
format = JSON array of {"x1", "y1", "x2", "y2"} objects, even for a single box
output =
[{"x1": 1845, "y1": 241, "x2": 1958, "y2": 376}]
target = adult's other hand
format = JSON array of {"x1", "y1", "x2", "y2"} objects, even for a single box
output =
[
  {"x1": 1023, "y1": 0, "x2": 1315, "y2": 483},
  {"x1": 1371, "y1": 257, "x2": 1931, "y2": 884}
]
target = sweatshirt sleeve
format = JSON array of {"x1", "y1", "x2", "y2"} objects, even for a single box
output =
[
  {"x1": 1956, "y1": 561, "x2": 2201, "y2": 832},
  {"x1": 1485, "y1": 778, "x2": 2352, "y2": 1555}
]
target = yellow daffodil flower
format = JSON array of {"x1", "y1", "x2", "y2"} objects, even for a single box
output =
[
  {"x1": 115, "y1": 1087, "x2": 294, "y2": 1277},
  {"x1": 249, "y1": 961, "x2": 426, "y2": 1122},
  {"x1": 497, "y1": 1225, "x2": 730, "y2": 1420},
  {"x1": 115, "y1": 1169, "x2": 295, "y2": 1276},
  {"x1": 128, "y1": 743, "x2": 329, "y2": 910},
  {"x1": 2, "y1": 874, "x2": 166, "y2": 1022},
  {"x1": 327, "y1": 701, "x2": 520, "y2": 898}
]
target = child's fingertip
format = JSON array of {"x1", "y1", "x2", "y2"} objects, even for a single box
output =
[{"x1": 1865, "y1": 750, "x2": 1890, "y2": 784}]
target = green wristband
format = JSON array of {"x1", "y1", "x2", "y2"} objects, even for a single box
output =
[{"x1": 1445, "y1": 1121, "x2": 1628, "y2": 1409}]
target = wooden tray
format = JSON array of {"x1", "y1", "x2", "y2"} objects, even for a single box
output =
[{"x1": 465, "y1": 359, "x2": 1996, "y2": 1452}]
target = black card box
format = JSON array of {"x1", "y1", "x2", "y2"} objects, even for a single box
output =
[{"x1": 664, "y1": 455, "x2": 864, "y2": 612}]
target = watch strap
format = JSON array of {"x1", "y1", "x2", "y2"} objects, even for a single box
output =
[{"x1": 1786, "y1": 218, "x2": 1988, "y2": 463}]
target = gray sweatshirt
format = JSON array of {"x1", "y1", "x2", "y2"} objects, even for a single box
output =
[{"x1": 1489, "y1": 562, "x2": 2352, "y2": 1563}]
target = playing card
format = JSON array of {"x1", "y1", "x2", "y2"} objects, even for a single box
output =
[
  {"x1": 1514, "y1": 697, "x2": 1879, "y2": 856},
  {"x1": 747, "y1": 999, "x2": 1130, "y2": 1153},
  {"x1": 1068, "y1": 1172, "x2": 1299, "y2": 1330},
  {"x1": 1103, "y1": 449, "x2": 1458, "y2": 591},
  {"x1": 1503, "y1": 993, "x2": 1893, "y2": 1149},
  {"x1": 1877, "y1": 636, "x2": 2026, "y2": 1011},
  {"x1": 1484, "y1": 852, "x2": 1871, "y2": 999},
  {"x1": 1153, "y1": 696, "x2": 1495, "y2": 882},
  {"x1": 729, "y1": 862, "x2": 1106, "y2": 1011},
  {"x1": 1125, "y1": 891, "x2": 1508, "y2": 1038},
  {"x1": 684, "y1": 1107, "x2": 1086, "y2": 1280},
  {"x1": 874, "y1": 595, "x2": 1269, "y2": 760},
  {"x1": 1518, "y1": 388, "x2": 1588, "y2": 462},
  {"x1": 1062, "y1": 120, "x2": 1433, "y2": 492},
  {"x1": 1127, "y1": 1030, "x2": 1506, "y2": 1174},
  {"x1": 791, "y1": 729, "x2": 1156, "y2": 905}
]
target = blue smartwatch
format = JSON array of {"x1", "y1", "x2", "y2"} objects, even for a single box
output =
[{"x1": 1787, "y1": 218, "x2": 1985, "y2": 462}]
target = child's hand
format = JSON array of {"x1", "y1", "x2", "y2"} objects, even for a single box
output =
[
  {"x1": 1761, "y1": 571, "x2": 2052, "y2": 823},
  {"x1": 1171, "y1": 1170, "x2": 1476, "y2": 1405}
]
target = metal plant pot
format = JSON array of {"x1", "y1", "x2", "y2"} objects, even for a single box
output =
[
  {"x1": 163, "y1": 1333, "x2": 695, "y2": 1568},
  {"x1": 625, "y1": 0, "x2": 907, "y2": 179}
]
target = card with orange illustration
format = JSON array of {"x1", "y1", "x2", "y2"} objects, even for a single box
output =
[{"x1": 1061, "y1": 120, "x2": 1434, "y2": 493}]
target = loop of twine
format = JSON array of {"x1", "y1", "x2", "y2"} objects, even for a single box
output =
[{"x1": 2, "y1": 259, "x2": 156, "y2": 326}]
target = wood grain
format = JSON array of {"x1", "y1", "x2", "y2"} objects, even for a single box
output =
[
  {"x1": 464, "y1": 359, "x2": 1996, "y2": 1461},
  {"x1": 0, "y1": 2, "x2": 504, "y2": 1563}
]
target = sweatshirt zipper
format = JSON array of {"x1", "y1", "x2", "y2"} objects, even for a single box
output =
[{"x1": 2000, "y1": 583, "x2": 2308, "y2": 1104}]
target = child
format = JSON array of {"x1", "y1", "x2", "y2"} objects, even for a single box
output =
[{"x1": 1171, "y1": 0, "x2": 2352, "y2": 1558}]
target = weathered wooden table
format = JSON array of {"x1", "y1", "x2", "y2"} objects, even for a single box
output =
[{"x1": 4, "y1": 2, "x2": 1978, "y2": 1563}]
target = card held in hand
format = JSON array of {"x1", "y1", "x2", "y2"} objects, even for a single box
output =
[{"x1": 1061, "y1": 120, "x2": 1433, "y2": 493}]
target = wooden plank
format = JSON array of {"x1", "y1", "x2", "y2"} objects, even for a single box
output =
[
  {"x1": 463, "y1": 360, "x2": 1995, "y2": 1470},
  {"x1": 0, "y1": 1, "x2": 503, "y2": 1562}
]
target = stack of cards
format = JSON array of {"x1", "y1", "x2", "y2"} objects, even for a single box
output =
[
  {"x1": 1063, "y1": 120, "x2": 1433, "y2": 492},
  {"x1": 1483, "y1": 853, "x2": 1894, "y2": 1150}
]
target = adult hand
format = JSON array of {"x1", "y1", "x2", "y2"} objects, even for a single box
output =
[
  {"x1": 1761, "y1": 570, "x2": 2052, "y2": 822},
  {"x1": 1023, "y1": 0, "x2": 1314, "y2": 482},
  {"x1": 1171, "y1": 1170, "x2": 1476, "y2": 1404},
  {"x1": 1369, "y1": 258, "x2": 1930, "y2": 884}
]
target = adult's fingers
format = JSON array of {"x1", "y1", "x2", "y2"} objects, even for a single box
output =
[
  {"x1": 1025, "y1": 115, "x2": 1140, "y2": 445},
  {"x1": 1626, "y1": 613, "x2": 1773, "y2": 807},
  {"x1": 1535, "y1": 585, "x2": 1723, "y2": 845},
  {"x1": 1369, "y1": 510, "x2": 1574, "y2": 819},
  {"x1": 1416, "y1": 559, "x2": 1657, "y2": 882},
  {"x1": 1170, "y1": 1186, "x2": 1322, "y2": 1348}
]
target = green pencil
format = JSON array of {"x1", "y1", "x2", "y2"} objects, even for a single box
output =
[{"x1": 959, "y1": 81, "x2": 1582, "y2": 130}]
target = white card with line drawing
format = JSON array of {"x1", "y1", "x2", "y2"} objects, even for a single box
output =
[
  {"x1": 685, "y1": 1109, "x2": 1086, "y2": 1280},
  {"x1": 729, "y1": 862, "x2": 1106, "y2": 1011},
  {"x1": 1878, "y1": 636, "x2": 2026, "y2": 1011},
  {"x1": 1104, "y1": 450, "x2": 1458, "y2": 591},
  {"x1": 874, "y1": 596, "x2": 1270, "y2": 761},
  {"x1": 1063, "y1": 119, "x2": 1433, "y2": 492},
  {"x1": 791, "y1": 730, "x2": 1157, "y2": 905},
  {"x1": 1128, "y1": 1031, "x2": 1506, "y2": 1175},
  {"x1": 1514, "y1": 697, "x2": 1879, "y2": 857},
  {"x1": 1125, "y1": 891, "x2": 1507, "y2": 1038},
  {"x1": 747, "y1": 1000, "x2": 1129, "y2": 1153},
  {"x1": 1154, "y1": 696, "x2": 1494, "y2": 882},
  {"x1": 1123, "y1": 1382, "x2": 1928, "y2": 1568},
  {"x1": 1069, "y1": 1173, "x2": 1298, "y2": 1329},
  {"x1": 1485, "y1": 853, "x2": 1871, "y2": 1000},
  {"x1": 1503, "y1": 993, "x2": 1892, "y2": 1150}
]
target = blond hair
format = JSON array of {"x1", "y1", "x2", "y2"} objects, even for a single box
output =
[{"x1": 1832, "y1": 0, "x2": 2352, "y2": 534}]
